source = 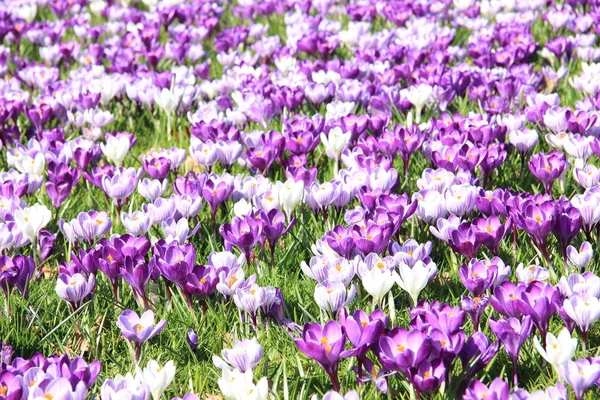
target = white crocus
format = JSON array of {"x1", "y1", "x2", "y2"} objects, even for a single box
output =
[
  {"x1": 16, "y1": 4, "x2": 37, "y2": 23},
  {"x1": 14, "y1": 153, "x2": 45, "y2": 176},
  {"x1": 100, "y1": 135, "x2": 130, "y2": 166},
  {"x1": 136, "y1": 360, "x2": 176, "y2": 400},
  {"x1": 394, "y1": 260, "x2": 437, "y2": 306},
  {"x1": 360, "y1": 266, "x2": 399, "y2": 307},
  {"x1": 275, "y1": 179, "x2": 304, "y2": 220},
  {"x1": 233, "y1": 199, "x2": 253, "y2": 217},
  {"x1": 153, "y1": 87, "x2": 182, "y2": 115},
  {"x1": 218, "y1": 368, "x2": 269, "y2": 400},
  {"x1": 13, "y1": 203, "x2": 52, "y2": 243},
  {"x1": 404, "y1": 83, "x2": 433, "y2": 123},
  {"x1": 320, "y1": 127, "x2": 351, "y2": 175},
  {"x1": 533, "y1": 327, "x2": 577, "y2": 372}
]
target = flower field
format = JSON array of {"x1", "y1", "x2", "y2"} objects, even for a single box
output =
[{"x1": 1, "y1": 0, "x2": 600, "y2": 398}]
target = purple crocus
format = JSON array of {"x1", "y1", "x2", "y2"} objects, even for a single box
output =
[
  {"x1": 142, "y1": 156, "x2": 171, "y2": 180},
  {"x1": 489, "y1": 316, "x2": 533, "y2": 386},
  {"x1": 219, "y1": 214, "x2": 263, "y2": 263},
  {"x1": 260, "y1": 209, "x2": 295, "y2": 266},
  {"x1": 411, "y1": 358, "x2": 446, "y2": 397},
  {"x1": 528, "y1": 150, "x2": 567, "y2": 194},
  {"x1": 116, "y1": 309, "x2": 166, "y2": 361},
  {"x1": 518, "y1": 281, "x2": 559, "y2": 343},
  {"x1": 377, "y1": 327, "x2": 431, "y2": 373},
  {"x1": 340, "y1": 309, "x2": 387, "y2": 360},
  {"x1": 295, "y1": 321, "x2": 346, "y2": 392},
  {"x1": 185, "y1": 264, "x2": 218, "y2": 313}
]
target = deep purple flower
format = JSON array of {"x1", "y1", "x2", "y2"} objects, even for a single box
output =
[
  {"x1": 295, "y1": 321, "x2": 346, "y2": 392},
  {"x1": 411, "y1": 358, "x2": 446, "y2": 396},
  {"x1": 377, "y1": 327, "x2": 431, "y2": 373},
  {"x1": 489, "y1": 316, "x2": 533, "y2": 386},
  {"x1": 219, "y1": 214, "x2": 263, "y2": 261},
  {"x1": 339, "y1": 309, "x2": 387, "y2": 359},
  {"x1": 151, "y1": 239, "x2": 196, "y2": 291},
  {"x1": 518, "y1": 281, "x2": 559, "y2": 342},
  {"x1": 187, "y1": 329, "x2": 198, "y2": 352},
  {"x1": 142, "y1": 156, "x2": 171, "y2": 180},
  {"x1": 490, "y1": 281, "x2": 527, "y2": 319},
  {"x1": 260, "y1": 209, "x2": 295, "y2": 266},
  {"x1": 471, "y1": 215, "x2": 510, "y2": 255},
  {"x1": 448, "y1": 223, "x2": 481, "y2": 259},
  {"x1": 528, "y1": 150, "x2": 567, "y2": 194}
]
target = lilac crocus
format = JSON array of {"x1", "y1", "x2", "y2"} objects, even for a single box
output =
[
  {"x1": 59, "y1": 210, "x2": 112, "y2": 244},
  {"x1": 463, "y1": 378, "x2": 510, "y2": 400},
  {"x1": 567, "y1": 242, "x2": 593, "y2": 270},
  {"x1": 295, "y1": 321, "x2": 346, "y2": 392},
  {"x1": 411, "y1": 358, "x2": 446, "y2": 396},
  {"x1": 116, "y1": 309, "x2": 166, "y2": 361},
  {"x1": 314, "y1": 281, "x2": 356, "y2": 317},
  {"x1": 560, "y1": 358, "x2": 600, "y2": 400},
  {"x1": 101, "y1": 167, "x2": 141, "y2": 212},
  {"x1": 459, "y1": 259, "x2": 499, "y2": 297},
  {"x1": 185, "y1": 264, "x2": 218, "y2": 313},
  {"x1": 489, "y1": 316, "x2": 533, "y2": 386},
  {"x1": 55, "y1": 273, "x2": 96, "y2": 310},
  {"x1": 212, "y1": 338, "x2": 263, "y2": 372}
]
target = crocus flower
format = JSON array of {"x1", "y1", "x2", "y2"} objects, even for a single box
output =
[
  {"x1": 463, "y1": 378, "x2": 510, "y2": 400},
  {"x1": 533, "y1": 327, "x2": 577, "y2": 373},
  {"x1": 59, "y1": 210, "x2": 112, "y2": 244},
  {"x1": 219, "y1": 215, "x2": 262, "y2": 262},
  {"x1": 567, "y1": 241, "x2": 593, "y2": 270},
  {"x1": 275, "y1": 179, "x2": 304, "y2": 220},
  {"x1": 212, "y1": 338, "x2": 263, "y2": 372},
  {"x1": 339, "y1": 309, "x2": 387, "y2": 360},
  {"x1": 311, "y1": 391, "x2": 359, "y2": 400},
  {"x1": 295, "y1": 321, "x2": 346, "y2": 392},
  {"x1": 217, "y1": 369, "x2": 268, "y2": 400},
  {"x1": 489, "y1": 316, "x2": 533, "y2": 386},
  {"x1": 528, "y1": 150, "x2": 567, "y2": 194},
  {"x1": 377, "y1": 327, "x2": 430, "y2": 373},
  {"x1": 100, "y1": 377, "x2": 151, "y2": 400},
  {"x1": 314, "y1": 281, "x2": 356, "y2": 317},
  {"x1": 116, "y1": 310, "x2": 166, "y2": 361},
  {"x1": 394, "y1": 260, "x2": 437, "y2": 306},
  {"x1": 100, "y1": 135, "x2": 130, "y2": 166},
  {"x1": 561, "y1": 294, "x2": 600, "y2": 349},
  {"x1": 411, "y1": 358, "x2": 446, "y2": 396},
  {"x1": 321, "y1": 127, "x2": 351, "y2": 174},
  {"x1": 187, "y1": 329, "x2": 198, "y2": 353},
  {"x1": 135, "y1": 360, "x2": 176, "y2": 400},
  {"x1": 518, "y1": 281, "x2": 559, "y2": 342},
  {"x1": 559, "y1": 358, "x2": 600, "y2": 400},
  {"x1": 357, "y1": 256, "x2": 399, "y2": 306},
  {"x1": 55, "y1": 273, "x2": 95, "y2": 310},
  {"x1": 28, "y1": 377, "x2": 88, "y2": 399},
  {"x1": 13, "y1": 203, "x2": 52, "y2": 244}
]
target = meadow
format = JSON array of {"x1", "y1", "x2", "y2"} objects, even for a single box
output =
[{"x1": 0, "y1": 0, "x2": 599, "y2": 399}]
